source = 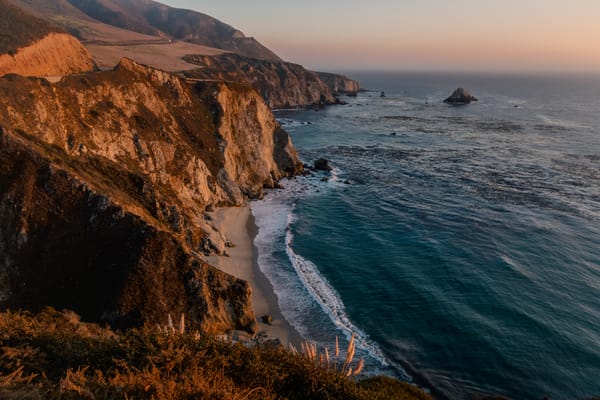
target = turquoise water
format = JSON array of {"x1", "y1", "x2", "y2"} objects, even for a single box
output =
[{"x1": 253, "y1": 73, "x2": 600, "y2": 399}]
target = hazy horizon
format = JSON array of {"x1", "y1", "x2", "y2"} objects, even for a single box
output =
[{"x1": 160, "y1": 0, "x2": 600, "y2": 74}]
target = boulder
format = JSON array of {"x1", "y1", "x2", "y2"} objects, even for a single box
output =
[
  {"x1": 443, "y1": 88, "x2": 478, "y2": 105},
  {"x1": 314, "y1": 158, "x2": 332, "y2": 171}
]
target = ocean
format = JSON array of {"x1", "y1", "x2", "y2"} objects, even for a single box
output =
[{"x1": 251, "y1": 72, "x2": 600, "y2": 399}]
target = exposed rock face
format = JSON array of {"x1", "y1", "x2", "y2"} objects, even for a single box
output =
[
  {"x1": 443, "y1": 87, "x2": 478, "y2": 105},
  {"x1": 184, "y1": 53, "x2": 343, "y2": 109},
  {"x1": 314, "y1": 158, "x2": 332, "y2": 171},
  {"x1": 0, "y1": 32, "x2": 95, "y2": 77},
  {"x1": 0, "y1": 58, "x2": 302, "y2": 332},
  {"x1": 317, "y1": 72, "x2": 360, "y2": 95},
  {"x1": 0, "y1": 134, "x2": 255, "y2": 332}
]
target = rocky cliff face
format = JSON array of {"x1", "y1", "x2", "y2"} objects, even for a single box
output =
[
  {"x1": 317, "y1": 72, "x2": 360, "y2": 95},
  {"x1": 0, "y1": 58, "x2": 302, "y2": 332},
  {"x1": 184, "y1": 53, "x2": 358, "y2": 109},
  {"x1": 0, "y1": 32, "x2": 95, "y2": 77}
]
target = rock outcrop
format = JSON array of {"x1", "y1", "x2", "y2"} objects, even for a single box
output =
[
  {"x1": 0, "y1": 0, "x2": 95, "y2": 76},
  {"x1": 0, "y1": 58, "x2": 302, "y2": 332},
  {"x1": 184, "y1": 53, "x2": 350, "y2": 109},
  {"x1": 443, "y1": 87, "x2": 478, "y2": 105},
  {"x1": 314, "y1": 158, "x2": 333, "y2": 171},
  {"x1": 317, "y1": 72, "x2": 360, "y2": 95},
  {"x1": 0, "y1": 32, "x2": 95, "y2": 77}
]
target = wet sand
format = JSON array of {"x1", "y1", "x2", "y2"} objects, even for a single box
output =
[{"x1": 205, "y1": 205, "x2": 302, "y2": 348}]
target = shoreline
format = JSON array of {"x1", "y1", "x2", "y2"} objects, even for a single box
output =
[{"x1": 205, "y1": 204, "x2": 302, "y2": 348}]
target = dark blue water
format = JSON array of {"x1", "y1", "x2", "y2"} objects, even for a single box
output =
[{"x1": 254, "y1": 72, "x2": 600, "y2": 399}]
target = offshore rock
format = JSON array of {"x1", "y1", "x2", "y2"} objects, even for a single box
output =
[
  {"x1": 314, "y1": 158, "x2": 333, "y2": 171},
  {"x1": 443, "y1": 87, "x2": 478, "y2": 104}
]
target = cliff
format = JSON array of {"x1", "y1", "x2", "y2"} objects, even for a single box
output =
[
  {"x1": 184, "y1": 53, "x2": 358, "y2": 109},
  {"x1": 0, "y1": 32, "x2": 95, "y2": 77},
  {"x1": 317, "y1": 71, "x2": 360, "y2": 95},
  {"x1": 0, "y1": 58, "x2": 302, "y2": 331}
]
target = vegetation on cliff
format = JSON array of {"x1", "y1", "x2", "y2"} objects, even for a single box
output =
[
  {"x1": 0, "y1": 309, "x2": 430, "y2": 400},
  {"x1": 0, "y1": 0, "x2": 60, "y2": 55}
]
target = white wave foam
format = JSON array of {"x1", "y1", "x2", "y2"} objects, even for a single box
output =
[
  {"x1": 537, "y1": 114, "x2": 590, "y2": 129},
  {"x1": 284, "y1": 210, "x2": 390, "y2": 366},
  {"x1": 252, "y1": 175, "x2": 394, "y2": 372}
]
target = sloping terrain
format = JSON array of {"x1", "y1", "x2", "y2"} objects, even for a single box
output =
[
  {"x1": 6, "y1": 0, "x2": 359, "y2": 106},
  {"x1": 0, "y1": 0, "x2": 61, "y2": 55},
  {"x1": 65, "y1": 0, "x2": 282, "y2": 61},
  {"x1": 0, "y1": 58, "x2": 302, "y2": 331},
  {"x1": 0, "y1": 309, "x2": 431, "y2": 400},
  {"x1": 0, "y1": 0, "x2": 95, "y2": 76},
  {"x1": 9, "y1": 0, "x2": 279, "y2": 61}
]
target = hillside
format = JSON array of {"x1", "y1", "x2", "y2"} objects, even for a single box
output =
[
  {"x1": 0, "y1": 0, "x2": 95, "y2": 76},
  {"x1": 0, "y1": 309, "x2": 431, "y2": 400},
  {"x1": 65, "y1": 0, "x2": 282, "y2": 61},
  {"x1": 0, "y1": 0, "x2": 61, "y2": 55},
  {"x1": 8, "y1": 0, "x2": 280, "y2": 61},
  {"x1": 0, "y1": 58, "x2": 301, "y2": 330},
  {"x1": 6, "y1": 0, "x2": 359, "y2": 107}
]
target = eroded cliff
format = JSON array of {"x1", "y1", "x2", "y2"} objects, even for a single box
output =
[
  {"x1": 184, "y1": 53, "x2": 359, "y2": 109},
  {"x1": 317, "y1": 72, "x2": 361, "y2": 95},
  {"x1": 0, "y1": 32, "x2": 95, "y2": 77},
  {"x1": 0, "y1": 58, "x2": 302, "y2": 332}
]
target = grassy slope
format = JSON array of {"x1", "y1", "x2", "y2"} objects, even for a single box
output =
[
  {"x1": 0, "y1": 0, "x2": 61, "y2": 55},
  {"x1": 0, "y1": 309, "x2": 431, "y2": 400}
]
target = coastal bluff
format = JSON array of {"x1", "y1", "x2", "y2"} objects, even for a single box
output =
[
  {"x1": 0, "y1": 58, "x2": 302, "y2": 332},
  {"x1": 184, "y1": 53, "x2": 360, "y2": 109}
]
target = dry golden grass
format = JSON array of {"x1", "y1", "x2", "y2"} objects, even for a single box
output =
[{"x1": 0, "y1": 308, "x2": 431, "y2": 400}]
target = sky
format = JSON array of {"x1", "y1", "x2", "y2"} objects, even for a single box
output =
[{"x1": 160, "y1": 0, "x2": 600, "y2": 73}]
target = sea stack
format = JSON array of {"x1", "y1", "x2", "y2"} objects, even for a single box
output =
[{"x1": 444, "y1": 87, "x2": 478, "y2": 105}]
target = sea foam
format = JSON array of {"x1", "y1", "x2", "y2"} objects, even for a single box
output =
[{"x1": 251, "y1": 175, "x2": 401, "y2": 376}]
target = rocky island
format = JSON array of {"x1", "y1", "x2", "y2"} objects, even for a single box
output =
[{"x1": 443, "y1": 87, "x2": 479, "y2": 104}]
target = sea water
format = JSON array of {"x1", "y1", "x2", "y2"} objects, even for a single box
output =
[{"x1": 252, "y1": 72, "x2": 600, "y2": 399}]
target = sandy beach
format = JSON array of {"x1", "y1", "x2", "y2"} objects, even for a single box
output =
[{"x1": 205, "y1": 205, "x2": 302, "y2": 348}]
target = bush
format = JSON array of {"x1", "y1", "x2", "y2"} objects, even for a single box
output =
[{"x1": 0, "y1": 308, "x2": 430, "y2": 399}]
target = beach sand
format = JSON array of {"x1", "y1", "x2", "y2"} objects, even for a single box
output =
[{"x1": 205, "y1": 205, "x2": 302, "y2": 348}]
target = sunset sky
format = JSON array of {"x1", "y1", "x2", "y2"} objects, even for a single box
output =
[{"x1": 161, "y1": 0, "x2": 600, "y2": 72}]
